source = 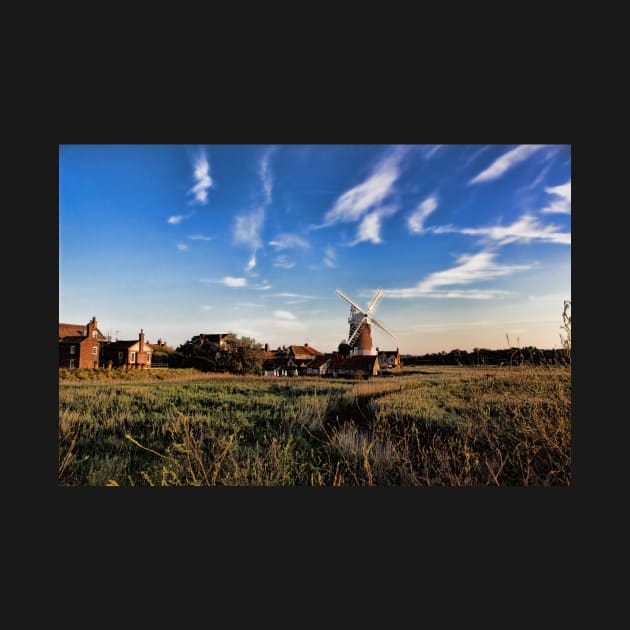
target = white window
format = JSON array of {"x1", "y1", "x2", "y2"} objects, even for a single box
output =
[
  {"x1": 118, "y1": 352, "x2": 124, "y2": 361},
  {"x1": 130, "y1": 351, "x2": 137, "y2": 363},
  {"x1": 70, "y1": 345, "x2": 76, "y2": 355},
  {"x1": 92, "y1": 330, "x2": 97, "y2": 338},
  {"x1": 69, "y1": 359, "x2": 75, "y2": 368},
  {"x1": 92, "y1": 346, "x2": 98, "y2": 355},
  {"x1": 146, "y1": 352, "x2": 151, "y2": 364}
]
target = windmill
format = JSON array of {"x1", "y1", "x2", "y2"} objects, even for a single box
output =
[{"x1": 335, "y1": 288, "x2": 395, "y2": 356}]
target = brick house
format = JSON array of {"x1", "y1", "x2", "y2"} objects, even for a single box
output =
[
  {"x1": 102, "y1": 329, "x2": 152, "y2": 368},
  {"x1": 376, "y1": 347, "x2": 402, "y2": 371},
  {"x1": 59, "y1": 316, "x2": 109, "y2": 368}
]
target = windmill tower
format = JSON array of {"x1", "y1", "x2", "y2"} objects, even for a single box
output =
[{"x1": 336, "y1": 288, "x2": 395, "y2": 356}]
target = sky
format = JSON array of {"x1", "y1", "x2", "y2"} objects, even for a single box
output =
[{"x1": 59, "y1": 144, "x2": 571, "y2": 354}]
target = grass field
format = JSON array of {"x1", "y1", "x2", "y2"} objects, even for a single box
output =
[{"x1": 58, "y1": 365, "x2": 571, "y2": 486}]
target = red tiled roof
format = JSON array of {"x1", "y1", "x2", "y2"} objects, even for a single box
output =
[
  {"x1": 59, "y1": 322, "x2": 108, "y2": 342},
  {"x1": 306, "y1": 355, "x2": 331, "y2": 369},
  {"x1": 290, "y1": 345, "x2": 324, "y2": 358}
]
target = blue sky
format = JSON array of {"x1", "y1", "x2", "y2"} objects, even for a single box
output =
[{"x1": 59, "y1": 144, "x2": 571, "y2": 353}]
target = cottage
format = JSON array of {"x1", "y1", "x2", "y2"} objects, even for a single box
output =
[
  {"x1": 288, "y1": 344, "x2": 324, "y2": 374},
  {"x1": 102, "y1": 329, "x2": 152, "y2": 368},
  {"x1": 305, "y1": 354, "x2": 333, "y2": 376},
  {"x1": 329, "y1": 354, "x2": 379, "y2": 378},
  {"x1": 59, "y1": 316, "x2": 108, "y2": 368},
  {"x1": 376, "y1": 347, "x2": 402, "y2": 371}
]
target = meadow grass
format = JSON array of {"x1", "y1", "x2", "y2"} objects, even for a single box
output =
[{"x1": 58, "y1": 366, "x2": 571, "y2": 486}]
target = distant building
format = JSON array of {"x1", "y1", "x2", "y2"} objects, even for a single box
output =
[
  {"x1": 305, "y1": 354, "x2": 333, "y2": 376},
  {"x1": 195, "y1": 333, "x2": 230, "y2": 348},
  {"x1": 102, "y1": 329, "x2": 152, "y2": 368},
  {"x1": 329, "y1": 354, "x2": 379, "y2": 378},
  {"x1": 376, "y1": 347, "x2": 402, "y2": 371},
  {"x1": 59, "y1": 316, "x2": 108, "y2": 368},
  {"x1": 288, "y1": 344, "x2": 324, "y2": 374}
]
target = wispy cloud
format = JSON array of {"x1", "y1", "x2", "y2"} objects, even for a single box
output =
[
  {"x1": 263, "y1": 292, "x2": 314, "y2": 299},
  {"x1": 221, "y1": 276, "x2": 248, "y2": 287},
  {"x1": 234, "y1": 207, "x2": 265, "y2": 271},
  {"x1": 460, "y1": 145, "x2": 491, "y2": 170},
  {"x1": 168, "y1": 212, "x2": 194, "y2": 225},
  {"x1": 188, "y1": 234, "x2": 213, "y2": 241},
  {"x1": 255, "y1": 280, "x2": 272, "y2": 291},
  {"x1": 189, "y1": 149, "x2": 213, "y2": 204},
  {"x1": 235, "y1": 302, "x2": 264, "y2": 308},
  {"x1": 268, "y1": 233, "x2": 310, "y2": 250},
  {"x1": 407, "y1": 196, "x2": 438, "y2": 234},
  {"x1": 176, "y1": 242, "x2": 189, "y2": 251},
  {"x1": 319, "y1": 147, "x2": 406, "y2": 227},
  {"x1": 469, "y1": 145, "x2": 546, "y2": 184},
  {"x1": 273, "y1": 310, "x2": 297, "y2": 320},
  {"x1": 432, "y1": 214, "x2": 570, "y2": 246},
  {"x1": 384, "y1": 249, "x2": 531, "y2": 298},
  {"x1": 245, "y1": 253, "x2": 257, "y2": 272},
  {"x1": 350, "y1": 205, "x2": 397, "y2": 245},
  {"x1": 260, "y1": 148, "x2": 275, "y2": 205},
  {"x1": 273, "y1": 255, "x2": 295, "y2": 269},
  {"x1": 200, "y1": 305, "x2": 213, "y2": 311},
  {"x1": 524, "y1": 160, "x2": 554, "y2": 191},
  {"x1": 423, "y1": 145, "x2": 443, "y2": 159},
  {"x1": 323, "y1": 245, "x2": 336, "y2": 268},
  {"x1": 540, "y1": 180, "x2": 571, "y2": 214}
]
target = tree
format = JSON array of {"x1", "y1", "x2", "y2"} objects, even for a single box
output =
[
  {"x1": 217, "y1": 335, "x2": 264, "y2": 375},
  {"x1": 176, "y1": 333, "x2": 264, "y2": 375}
]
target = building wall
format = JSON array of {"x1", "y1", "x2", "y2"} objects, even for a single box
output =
[
  {"x1": 59, "y1": 340, "x2": 102, "y2": 368},
  {"x1": 103, "y1": 341, "x2": 151, "y2": 367}
]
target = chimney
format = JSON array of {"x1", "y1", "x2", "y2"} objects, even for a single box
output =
[
  {"x1": 139, "y1": 329, "x2": 145, "y2": 353},
  {"x1": 304, "y1": 342, "x2": 309, "y2": 348},
  {"x1": 265, "y1": 343, "x2": 269, "y2": 352},
  {"x1": 86, "y1": 316, "x2": 97, "y2": 338},
  {"x1": 158, "y1": 338, "x2": 162, "y2": 347}
]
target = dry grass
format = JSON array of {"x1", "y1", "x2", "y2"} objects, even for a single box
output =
[{"x1": 59, "y1": 365, "x2": 570, "y2": 486}]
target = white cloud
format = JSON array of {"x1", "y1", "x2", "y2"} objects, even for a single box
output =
[
  {"x1": 321, "y1": 148, "x2": 406, "y2": 226},
  {"x1": 350, "y1": 205, "x2": 397, "y2": 245},
  {"x1": 323, "y1": 245, "x2": 336, "y2": 268},
  {"x1": 222, "y1": 276, "x2": 248, "y2": 287},
  {"x1": 201, "y1": 305, "x2": 213, "y2": 311},
  {"x1": 188, "y1": 234, "x2": 212, "y2": 241},
  {"x1": 268, "y1": 233, "x2": 310, "y2": 250},
  {"x1": 384, "y1": 249, "x2": 531, "y2": 299},
  {"x1": 190, "y1": 150, "x2": 213, "y2": 204},
  {"x1": 273, "y1": 255, "x2": 295, "y2": 269},
  {"x1": 469, "y1": 145, "x2": 546, "y2": 184},
  {"x1": 407, "y1": 196, "x2": 438, "y2": 234},
  {"x1": 245, "y1": 253, "x2": 257, "y2": 272},
  {"x1": 176, "y1": 242, "x2": 189, "y2": 251},
  {"x1": 255, "y1": 280, "x2": 272, "y2": 291},
  {"x1": 273, "y1": 310, "x2": 297, "y2": 320},
  {"x1": 432, "y1": 214, "x2": 570, "y2": 246},
  {"x1": 235, "y1": 303, "x2": 264, "y2": 308},
  {"x1": 234, "y1": 207, "x2": 265, "y2": 270},
  {"x1": 260, "y1": 148, "x2": 275, "y2": 205},
  {"x1": 541, "y1": 180, "x2": 571, "y2": 214},
  {"x1": 168, "y1": 213, "x2": 193, "y2": 224}
]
